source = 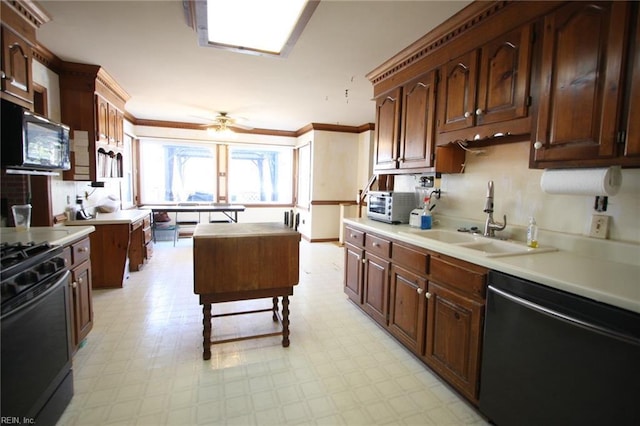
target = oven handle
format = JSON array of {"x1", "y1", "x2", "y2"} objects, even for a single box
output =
[
  {"x1": 488, "y1": 285, "x2": 640, "y2": 346},
  {"x1": 1, "y1": 270, "x2": 70, "y2": 320}
]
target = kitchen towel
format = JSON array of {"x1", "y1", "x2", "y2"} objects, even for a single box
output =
[{"x1": 540, "y1": 166, "x2": 622, "y2": 196}]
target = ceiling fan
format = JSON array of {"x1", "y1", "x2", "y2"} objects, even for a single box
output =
[{"x1": 193, "y1": 112, "x2": 253, "y2": 133}]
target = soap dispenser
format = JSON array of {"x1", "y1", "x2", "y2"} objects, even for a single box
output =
[
  {"x1": 420, "y1": 197, "x2": 432, "y2": 230},
  {"x1": 527, "y1": 217, "x2": 538, "y2": 248}
]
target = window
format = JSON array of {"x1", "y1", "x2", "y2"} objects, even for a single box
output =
[
  {"x1": 140, "y1": 139, "x2": 216, "y2": 203},
  {"x1": 139, "y1": 140, "x2": 294, "y2": 205},
  {"x1": 228, "y1": 145, "x2": 293, "y2": 203}
]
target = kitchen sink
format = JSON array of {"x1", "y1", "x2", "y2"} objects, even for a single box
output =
[
  {"x1": 400, "y1": 229, "x2": 482, "y2": 244},
  {"x1": 399, "y1": 229, "x2": 557, "y2": 257}
]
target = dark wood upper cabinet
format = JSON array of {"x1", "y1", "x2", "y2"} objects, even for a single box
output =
[
  {"x1": 624, "y1": 8, "x2": 640, "y2": 160},
  {"x1": 399, "y1": 70, "x2": 437, "y2": 169},
  {"x1": 531, "y1": 1, "x2": 631, "y2": 166},
  {"x1": 437, "y1": 50, "x2": 479, "y2": 134},
  {"x1": 1, "y1": 26, "x2": 32, "y2": 105},
  {"x1": 373, "y1": 88, "x2": 401, "y2": 171}
]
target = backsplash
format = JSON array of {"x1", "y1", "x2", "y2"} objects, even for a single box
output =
[{"x1": 394, "y1": 141, "x2": 640, "y2": 244}]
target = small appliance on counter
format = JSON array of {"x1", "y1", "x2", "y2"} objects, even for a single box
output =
[{"x1": 367, "y1": 191, "x2": 415, "y2": 224}]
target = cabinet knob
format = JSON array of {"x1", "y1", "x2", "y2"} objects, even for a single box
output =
[
  {"x1": 78, "y1": 277, "x2": 83, "y2": 284},
  {"x1": 0, "y1": 70, "x2": 5, "y2": 79},
  {"x1": 417, "y1": 288, "x2": 424, "y2": 295},
  {"x1": 533, "y1": 141, "x2": 543, "y2": 150},
  {"x1": 372, "y1": 242, "x2": 379, "y2": 247},
  {"x1": 464, "y1": 111, "x2": 471, "y2": 118},
  {"x1": 475, "y1": 108, "x2": 483, "y2": 116},
  {"x1": 71, "y1": 281, "x2": 77, "y2": 289},
  {"x1": 425, "y1": 292, "x2": 432, "y2": 299},
  {"x1": 78, "y1": 247, "x2": 88, "y2": 253},
  {"x1": 362, "y1": 258, "x2": 367, "y2": 264}
]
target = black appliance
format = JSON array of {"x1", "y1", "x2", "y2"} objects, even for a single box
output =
[
  {"x1": 1, "y1": 242, "x2": 74, "y2": 426},
  {"x1": 1, "y1": 98, "x2": 71, "y2": 172},
  {"x1": 479, "y1": 270, "x2": 640, "y2": 426}
]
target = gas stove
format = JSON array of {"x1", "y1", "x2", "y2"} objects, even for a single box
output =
[{"x1": 1, "y1": 241, "x2": 66, "y2": 309}]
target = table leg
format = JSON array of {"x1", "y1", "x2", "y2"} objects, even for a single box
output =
[
  {"x1": 272, "y1": 297, "x2": 279, "y2": 321},
  {"x1": 203, "y1": 303, "x2": 212, "y2": 360},
  {"x1": 282, "y1": 296, "x2": 290, "y2": 347}
]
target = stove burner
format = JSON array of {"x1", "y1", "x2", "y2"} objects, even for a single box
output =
[{"x1": 1, "y1": 242, "x2": 65, "y2": 307}]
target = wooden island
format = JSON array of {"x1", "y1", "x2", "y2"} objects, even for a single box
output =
[{"x1": 193, "y1": 222, "x2": 301, "y2": 360}]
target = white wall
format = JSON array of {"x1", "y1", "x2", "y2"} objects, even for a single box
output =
[{"x1": 394, "y1": 141, "x2": 640, "y2": 244}]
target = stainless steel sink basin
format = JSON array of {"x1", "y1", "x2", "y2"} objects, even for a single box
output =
[{"x1": 399, "y1": 229, "x2": 557, "y2": 257}]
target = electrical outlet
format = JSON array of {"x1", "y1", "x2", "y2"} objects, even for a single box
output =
[{"x1": 589, "y1": 214, "x2": 610, "y2": 239}]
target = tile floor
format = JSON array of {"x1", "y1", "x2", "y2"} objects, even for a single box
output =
[{"x1": 57, "y1": 237, "x2": 488, "y2": 425}]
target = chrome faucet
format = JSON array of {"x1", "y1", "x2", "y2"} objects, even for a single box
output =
[{"x1": 483, "y1": 180, "x2": 506, "y2": 237}]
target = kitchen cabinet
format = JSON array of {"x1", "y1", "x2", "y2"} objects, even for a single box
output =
[
  {"x1": 398, "y1": 71, "x2": 438, "y2": 170},
  {"x1": 624, "y1": 8, "x2": 640, "y2": 159},
  {"x1": 388, "y1": 243, "x2": 429, "y2": 354},
  {"x1": 531, "y1": 1, "x2": 635, "y2": 168},
  {"x1": 436, "y1": 24, "x2": 533, "y2": 145},
  {"x1": 129, "y1": 214, "x2": 153, "y2": 272},
  {"x1": 59, "y1": 62, "x2": 129, "y2": 181},
  {"x1": 424, "y1": 253, "x2": 486, "y2": 403},
  {"x1": 0, "y1": 1, "x2": 40, "y2": 107},
  {"x1": 62, "y1": 236, "x2": 93, "y2": 353},
  {"x1": 343, "y1": 224, "x2": 487, "y2": 405},
  {"x1": 344, "y1": 226, "x2": 365, "y2": 304},
  {"x1": 373, "y1": 88, "x2": 401, "y2": 171}
]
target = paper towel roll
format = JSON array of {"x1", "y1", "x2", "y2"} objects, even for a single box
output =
[{"x1": 540, "y1": 167, "x2": 622, "y2": 196}]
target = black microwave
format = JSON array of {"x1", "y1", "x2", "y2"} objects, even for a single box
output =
[{"x1": 1, "y1": 99, "x2": 71, "y2": 171}]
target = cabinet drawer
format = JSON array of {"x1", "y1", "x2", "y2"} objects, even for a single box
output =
[
  {"x1": 71, "y1": 238, "x2": 91, "y2": 265},
  {"x1": 145, "y1": 242, "x2": 154, "y2": 259},
  {"x1": 131, "y1": 219, "x2": 143, "y2": 231},
  {"x1": 430, "y1": 254, "x2": 486, "y2": 300},
  {"x1": 345, "y1": 227, "x2": 365, "y2": 247},
  {"x1": 62, "y1": 246, "x2": 73, "y2": 269},
  {"x1": 143, "y1": 216, "x2": 151, "y2": 229},
  {"x1": 365, "y1": 234, "x2": 391, "y2": 258},
  {"x1": 392, "y1": 243, "x2": 429, "y2": 275},
  {"x1": 143, "y1": 227, "x2": 152, "y2": 244}
]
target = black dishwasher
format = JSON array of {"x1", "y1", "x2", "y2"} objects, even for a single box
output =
[{"x1": 479, "y1": 270, "x2": 640, "y2": 426}]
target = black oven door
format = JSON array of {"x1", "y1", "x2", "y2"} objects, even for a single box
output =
[{"x1": 1, "y1": 270, "x2": 74, "y2": 424}]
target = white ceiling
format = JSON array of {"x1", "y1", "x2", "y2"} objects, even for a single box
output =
[{"x1": 36, "y1": 0, "x2": 471, "y2": 132}]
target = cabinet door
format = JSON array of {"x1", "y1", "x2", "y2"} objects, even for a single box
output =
[
  {"x1": 344, "y1": 243, "x2": 364, "y2": 304},
  {"x1": 476, "y1": 24, "x2": 533, "y2": 126},
  {"x1": 625, "y1": 10, "x2": 640, "y2": 159},
  {"x1": 437, "y1": 50, "x2": 478, "y2": 133},
  {"x1": 1, "y1": 26, "x2": 32, "y2": 103},
  {"x1": 388, "y1": 264, "x2": 427, "y2": 354},
  {"x1": 532, "y1": 1, "x2": 629, "y2": 164},
  {"x1": 115, "y1": 110, "x2": 125, "y2": 146},
  {"x1": 374, "y1": 88, "x2": 401, "y2": 171},
  {"x1": 362, "y1": 252, "x2": 390, "y2": 326},
  {"x1": 108, "y1": 104, "x2": 117, "y2": 145},
  {"x1": 399, "y1": 71, "x2": 437, "y2": 169},
  {"x1": 71, "y1": 261, "x2": 93, "y2": 349},
  {"x1": 96, "y1": 95, "x2": 109, "y2": 143},
  {"x1": 424, "y1": 281, "x2": 484, "y2": 402}
]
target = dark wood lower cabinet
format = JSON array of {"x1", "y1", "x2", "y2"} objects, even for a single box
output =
[
  {"x1": 63, "y1": 236, "x2": 93, "y2": 354},
  {"x1": 388, "y1": 264, "x2": 426, "y2": 354},
  {"x1": 362, "y1": 253, "x2": 390, "y2": 327},
  {"x1": 344, "y1": 225, "x2": 487, "y2": 406},
  {"x1": 423, "y1": 281, "x2": 484, "y2": 403}
]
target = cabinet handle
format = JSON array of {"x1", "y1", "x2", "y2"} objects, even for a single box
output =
[
  {"x1": 475, "y1": 108, "x2": 483, "y2": 116},
  {"x1": 386, "y1": 96, "x2": 396, "y2": 102},
  {"x1": 78, "y1": 247, "x2": 88, "y2": 253},
  {"x1": 533, "y1": 141, "x2": 543, "y2": 150},
  {"x1": 71, "y1": 281, "x2": 77, "y2": 289},
  {"x1": 425, "y1": 292, "x2": 432, "y2": 299},
  {"x1": 417, "y1": 288, "x2": 424, "y2": 295},
  {"x1": 464, "y1": 111, "x2": 471, "y2": 118}
]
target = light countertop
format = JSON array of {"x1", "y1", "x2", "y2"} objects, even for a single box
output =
[
  {"x1": 344, "y1": 217, "x2": 640, "y2": 314},
  {"x1": 65, "y1": 209, "x2": 151, "y2": 226},
  {"x1": 1, "y1": 225, "x2": 95, "y2": 246},
  {"x1": 194, "y1": 222, "x2": 300, "y2": 238}
]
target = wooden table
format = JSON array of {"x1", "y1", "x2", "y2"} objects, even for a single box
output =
[
  {"x1": 193, "y1": 223, "x2": 301, "y2": 360},
  {"x1": 143, "y1": 204, "x2": 245, "y2": 223}
]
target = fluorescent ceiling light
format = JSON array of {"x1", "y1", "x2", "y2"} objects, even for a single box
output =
[{"x1": 197, "y1": 0, "x2": 319, "y2": 57}]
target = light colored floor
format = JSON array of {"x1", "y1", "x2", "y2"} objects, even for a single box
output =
[{"x1": 58, "y1": 237, "x2": 488, "y2": 426}]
